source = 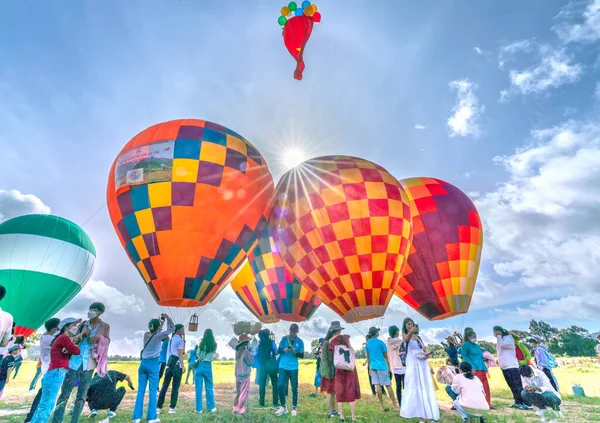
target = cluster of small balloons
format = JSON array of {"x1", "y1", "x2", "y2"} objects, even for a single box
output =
[{"x1": 278, "y1": 1, "x2": 321, "y2": 26}]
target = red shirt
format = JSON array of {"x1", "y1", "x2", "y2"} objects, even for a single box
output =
[{"x1": 48, "y1": 334, "x2": 80, "y2": 371}]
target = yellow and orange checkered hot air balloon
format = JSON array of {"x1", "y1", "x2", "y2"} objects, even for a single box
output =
[
  {"x1": 107, "y1": 119, "x2": 274, "y2": 310},
  {"x1": 231, "y1": 229, "x2": 321, "y2": 323},
  {"x1": 270, "y1": 156, "x2": 413, "y2": 323},
  {"x1": 394, "y1": 177, "x2": 483, "y2": 321}
]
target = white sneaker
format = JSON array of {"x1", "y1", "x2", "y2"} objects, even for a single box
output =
[
  {"x1": 156, "y1": 409, "x2": 161, "y2": 415},
  {"x1": 107, "y1": 411, "x2": 116, "y2": 419},
  {"x1": 275, "y1": 406, "x2": 288, "y2": 416},
  {"x1": 132, "y1": 420, "x2": 141, "y2": 423},
  {"x1": 168, "y1": 408, "x2": 176, "y2": 414},
  {"x1": 88, "y1": 410, "x2": 98, "y2": 419},
  {"x1": 210, "y1": 408, "x2": 217, "y2": 413},
  {"x1": 291, "y1": 408, "x2": 297, "y2": 417},
  {"x1": 148, "y1": 419, "x2": 160, "y2": 423}
]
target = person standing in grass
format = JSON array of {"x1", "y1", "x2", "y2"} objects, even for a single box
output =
[
  {"x1": 320, "y1": 323, "x2": 339, "y2": 418},
  {"x1": 511, "y1": 333, "x2": 533, "y2": 366},
  {"x1": 529, "y1": 336, "x2": 559, "y2": 393},
  {"x1": 365, "y1": 327, "x2": 399, "y2": 412},
  {"x1": 387, "y1": 325, "x2": 406, "y2": 408},
  {"x1": 275, "y1": 324, "x2": 305, "y2": 417},
  {"x1": 132, "y1": 313, "x2": 174, "y2": 423},
  {"x1": 494, "y1": 326, "x2": 531, "y2": 411},
  {"x1": 158, "y1": 338, "x2": 168, "y2": 383},
  {"x1": 195, "y1": 329, "x2": 217, "y2": 414},
  {"x1": 157, "y1": 324, "x2": 186, "y2": 415},
  {"x1": 30, "y1": 318, "x2": 81, "y2": 423},
  {"x1": 185, "y1": 344, "x2": 198, "y2": 385},
  {"x1": 460, "y1": 328, "x2": 491, "y2": 408},
  {"x1": 0, "y1": 345, "x2": 19, "y2": 399},
  {"x1": 310, "y1": 337, "x2": 323, "y2": 398},
  {"x1": 329, "y1": 325, "x2": 360, "y2": 423},
  {"x1": 256, "y1": 329, "x2": 279, "y2": 409},
  {"x1": 232, "y1": 334, "x2": 254, "y2": 415}
]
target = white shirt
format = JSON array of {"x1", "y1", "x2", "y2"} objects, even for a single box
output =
[
  {"x1": 169, "y1": 334, "x2": 185, "y2": 367},
  {"x1": 0, "y1": 307, "x2": 14, "y2": 356},
  {"x1": 496, "y1": 335, "x2": 519, "y2": 369},
  {"x1": 40, "y1": 333, "x2": 55, "y2": 374},
  {"x1": 596, "y1": 343, "x2": 600, "y2": 357},
  {"x1": 521, "y1": 368, "x2": 560, "y2": 398}
]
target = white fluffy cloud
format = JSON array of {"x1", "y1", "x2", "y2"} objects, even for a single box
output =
[
  {"x1": 476, "y1": 120, "x2": 600, "y2": 318},
  {"x1": 414, "y1": 124, "x2": 426, "y2": 130},
  {"x1": 0, "y1": 190, "x2": 50, "y2": 222},
  {"x1": 64, "y1": 279, "x2": 146, "y2": 317},
  {"x1": 554, "y1": 0, "x2": 600, "y2": 44},
  {"x1": 446, "y1": 80, "x2": 484, "y2": 137}
]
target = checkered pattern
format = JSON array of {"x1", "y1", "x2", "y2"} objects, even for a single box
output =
[
  {"x1": 232, "y1": 230, "x2": 321, "y2": 323},
  {"x1": 394, "y1": 177, "x2": 483, "y2": 321},
  {"x1": 230, "y1": 258, "x2": 279, "y2": 324},
  {"x1": 270, "y1": 156, "x2": 413, "y2": 323},
  {"x1": 107, "y1": 119, "x2": 274, "y2": 308}
]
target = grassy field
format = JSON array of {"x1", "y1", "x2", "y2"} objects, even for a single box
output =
[{"x1": 1, "y1": 359, "x2": 599, "y2": 423}]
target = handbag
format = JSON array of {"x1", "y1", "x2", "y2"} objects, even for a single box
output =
[
  {"x1": 333, "y1": 336, "x2": 355, "y2": 371},
  {"x1": 139, "y1": 332, "x2": 157, "y2": 360},
  {"x1": 167, "y1": 355, "x2": 180, "y2": 368}
]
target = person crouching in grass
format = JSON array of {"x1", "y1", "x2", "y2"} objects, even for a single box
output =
[{"x1": 233, "y1": 334, "x2": 254, "y2": 415}]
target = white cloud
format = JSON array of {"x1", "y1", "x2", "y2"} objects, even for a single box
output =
[
  {"x1": 63, "y1": 279, "x2": 146, "y2": 317},
  {"x1": 414, "y1": 124, "x2": 426, "y2": 130},
  {"x1": 474, "y1": 47, "x2": 483, "y2": 55},
  {"x1": 467, "y1": 191, "x2": 480, "y2": 198},
  {"x1": 475, "y1": 121, "x2": 600, "y2": 316},
  {"x1": 498, "y1": 40, "x2": 533, "y2": 69},
  {"x1": 447, "y1": 80, "x2": 484, "y2": 137},
  {"x1": 554, "y1": 0, "x2": 600, "y2": 44},
  {"x1": 500, "y1": 293, "x2": 600, "y2": 321},
  {"x1": 419, "y1": 328, "x2": 450, "y2": 344},
  {"x1": 0, "y1": 190, "x2": 50, "y2": 223},
  {"x1": 500, "y1": 46, "x2": 582, "y2": 100}
]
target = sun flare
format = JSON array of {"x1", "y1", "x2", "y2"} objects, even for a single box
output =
[{"x1": 282, "y1": 148, "x2": 306, "y2": 170}]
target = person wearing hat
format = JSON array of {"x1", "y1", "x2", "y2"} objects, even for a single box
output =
[
  {"x1": 30, "y1": 318, "x2": 81, "y2": 423},
  {"x1": 528, "y1": 336, "x2": 559, "y2": 392},
  {"x1": 310, "y1": 337, "x2": 324, "y2": 398},
  {"x1": 365, "y1": 326, "x2": 399, "y2": 412},
  {"x1": 53, "y1": 302, "x2": 111, "y2": 423},
  {"x1": 320, "y1": 322, "x2": 342, "y2": 418},
  {"x1": 232, "y1": 334, "x2": 255, "y2": 415},
  {"x1": 157, "y1": 323, "x2": 186, "y2": 415},
  {"x1": 275, "y1": 323, "x2": 305, "y2": 417},
  {"x1": 0, "y1": 344, "x2": 20, "y2": 398}
]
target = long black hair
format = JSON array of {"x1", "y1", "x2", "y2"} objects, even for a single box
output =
[
  {"x1": 389, "y1": 325, "x2": 400, "y2": 338},
  {"x1": 459, "y1": 361, "x2": 474, "y2": 380},
  {"x1": 402, "y1": 318, "x2": 415, "y2": 335},
  {"x1": 199, "y1": 329, "x2": 217, "y2": 353},
  {"x1": 325, "y1": 329, "x2": 340, "y2": 341},
  {"x1": 493, "y1": 326, "x2": 509, "y2": 337},
  {"x1": 464, "y1": 327, "x2": 476, "y2": 342}
]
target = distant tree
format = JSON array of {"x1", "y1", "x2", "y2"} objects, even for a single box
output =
[
  {"x1": 529, "y1": 320, "x2": 558, "y2": 341},
  {"x1": 426, "y1": 344, "x2": 445, "y2": 359},
  {"x1": 310, "y1": 339, "x2": 321, "y2": 354},
  {"x1": 477, "y1": 341, "x2": 497, "y2": 355},
  {"x1": 214, "y1": 352, "x2": 220, "y2": 361},
  {"x1": 548, "y1": 326, "x2": 597, "y2": 357},
  {"x1": 509, "y1": 329, "x2": 531, "y2": 341},
  {"x1": 25, "y1": 332, "x2": 42, "y2": 348}
]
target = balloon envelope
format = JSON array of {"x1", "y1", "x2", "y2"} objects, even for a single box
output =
[
  {"x1": 282, "y1": 15, "x2": 314, "y2": 80},
  {"x1": 271, "y1": 156, "x2": 413, "y2": 323},
  {"x1": 394, "y1": 177, "x2": 483, "y2": 320},
  {"x1": 232, "y1": 229, "x2": 321, "y2": 323},
  {"x1": 230, "y1": 259, "x2": 280, "y2": 324},
  {"x1": 107, "y1": 119, "x2": 274, "y2": 309},
  {"x1": 0, "y1": 214, "x2": 96, "y2": 336}
]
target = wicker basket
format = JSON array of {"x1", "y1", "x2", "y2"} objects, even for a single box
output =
[{"x1": 188, "y1": 314, "x2": 199, "y2": 332}]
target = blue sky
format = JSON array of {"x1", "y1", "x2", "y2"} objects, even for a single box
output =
[{"x1": 1, "y1": 0, "x2": 599, "y2": 356}]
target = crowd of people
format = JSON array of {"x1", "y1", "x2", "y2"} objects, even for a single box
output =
[{"x1": 1, "y1": 283, "x2": 598, "y2": 422}]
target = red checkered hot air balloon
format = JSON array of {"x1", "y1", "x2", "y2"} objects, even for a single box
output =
[
  {"x1": 394, "y1": 177, "x2": 483, "y2": 321},
  {"x1": 270, "y1": 156, "x2": 413, "y2": 323}
]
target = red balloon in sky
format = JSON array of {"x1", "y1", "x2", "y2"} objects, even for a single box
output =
[{"x1": 283, "y1": 15, "x2": 314, "y2": 80}]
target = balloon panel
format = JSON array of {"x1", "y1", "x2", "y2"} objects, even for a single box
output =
[
  {"x1": 249, "y1": 231, "x2": 321, "y2": 322},
  {"x1": 107, "y1": 119, "x2": 274, "y2": 308},
  {"x1": 271, "y1": 156, "x2": 413, "y2": 323},
  {"x1": 394, "y1": 177, "x2": 483, "y2": 321},
  {"x1": 230, "y1": 259, "x2": 279, "y2": 324},
  {"x1": 0, "y1": 214, "x2": 96, "y2": 333}
]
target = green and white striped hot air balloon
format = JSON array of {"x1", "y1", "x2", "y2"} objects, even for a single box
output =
[{"x1": 0, "y1": 214, "x2": 96, "y2": 337}]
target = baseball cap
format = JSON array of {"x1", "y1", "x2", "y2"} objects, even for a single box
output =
[
  {"x1": 289, "y1": 324, "x2": 299, "y2": 333},
  {"x1": 58, "y1": 317, "x2": 81, "y2": 332}
]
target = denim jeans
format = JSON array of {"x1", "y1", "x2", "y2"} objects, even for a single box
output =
[
  {"x1": 195, "y1": 362, "x2": 215, "y2": 412},
  {"x1": 257, "y1": 367, "x2": 279, "y2": 407},
  {"x1": 446, "y1": 385, "x2": 458, "y2": 400},
  {"x1": 31, "y1": 368, "x2": 67, "y2": 423},
  {"x1": 132, "y1": 357, "x2": 160, "y2": 421},
  {"x1": 521, "y1": 390, "x2": 561, "y2": 410},
  {"x1": 157, "y1": 364, "x2": 183, "y2": 409},
  {"x1": 278, "y1": 369, "x2": 299, "y2": 408},
  {"x1": 30, "y1": 367, "x2": 42, "y2": 390},
  {"x1": 52, "y1": 367, "x2": 94, "y2": 423}
]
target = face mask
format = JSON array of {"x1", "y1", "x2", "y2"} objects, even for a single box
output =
[
  {"x1": 471, "y1": 338, "x2": 478, "y2": 343},
  {"x1": 87, "y1": 311, "x2": 97, "y2": 319},
  {"x1": 69, "y1": 326, "x2": 78, "y2": 335}
]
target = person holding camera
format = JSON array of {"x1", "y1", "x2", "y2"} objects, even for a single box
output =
[
  {"x1": 132, "y1": 313, "x2": 174, "y2": 423},
  {"x1": 400, "y1": 318, "x2": 440, "y2": 421},
  {"x1": 157, "y1": 323, "x2": 186, "y2": 415}
]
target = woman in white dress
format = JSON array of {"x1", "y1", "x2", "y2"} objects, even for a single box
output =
[{"x1": 400, "y1": 318, "x2": 440, "y2": 422}]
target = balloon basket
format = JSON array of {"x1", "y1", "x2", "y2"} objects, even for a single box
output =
[
  {"x1": 188, "y1": 314, "x2": 199, "y2": 332},
  {"x1": 233, "y1": 321, "x2": 262, "y2": 336}
]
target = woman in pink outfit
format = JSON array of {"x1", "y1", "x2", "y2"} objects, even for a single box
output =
[{"x1": 232, "y1": 334, "x2": 254, "y2": 415}]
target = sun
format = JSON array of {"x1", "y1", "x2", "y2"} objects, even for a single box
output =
[{"x1": 282, "y1": 148, "x2": 306, "y2": 170}]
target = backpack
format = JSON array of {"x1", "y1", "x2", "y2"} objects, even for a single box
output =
[
  {"x1": 399, "y1": 342, "x2": 408, "y2": 367},
  {"x1": 333, "y1": 336, "x2": 355, "y2": 371},
  {"x1": 544, "y1": 349, "x2": 558, "y2": 369}
]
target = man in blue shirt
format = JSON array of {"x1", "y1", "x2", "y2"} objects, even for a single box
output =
[
  {"x1": 275, "y1": 324, "x2": 304, "y2": 417},
  {"x1": 366, "y1": 327, "x2": 399, "y2": 412},
  {"x1": 158, "y1": 338, "x2": 169, "y2": 383}
]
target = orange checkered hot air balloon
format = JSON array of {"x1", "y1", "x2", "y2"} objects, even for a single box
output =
[
  {"x1": 231, "y1": 229, "x2": 321, "y2": 323},
  {"x1": 107, "y1": 119, "x2": 274, "y2": 312},
  {"x1": 394, "y1": 177, "x2": 483, "y2": 321},
  {"x1": 270, "y1": 156, "x2": 413, "y2": 323}
]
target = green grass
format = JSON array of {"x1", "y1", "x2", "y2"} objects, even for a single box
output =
[{"x1": 1, "y1": 359, "x2": 599, "y2": 422}]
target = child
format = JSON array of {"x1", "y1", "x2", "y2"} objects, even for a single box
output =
[
  {"x1": 0, "y1": 345, "x2": 20, "y2": 399},
  {"x1": 233, "y1": 334, "x2": 254, "y2": 415},
  {"x1": 450, "y1": 362, "x2": 489, "y2": 423},
  {"x1": 310, "y1": 337, "x2": 323, "y2": 398}
]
